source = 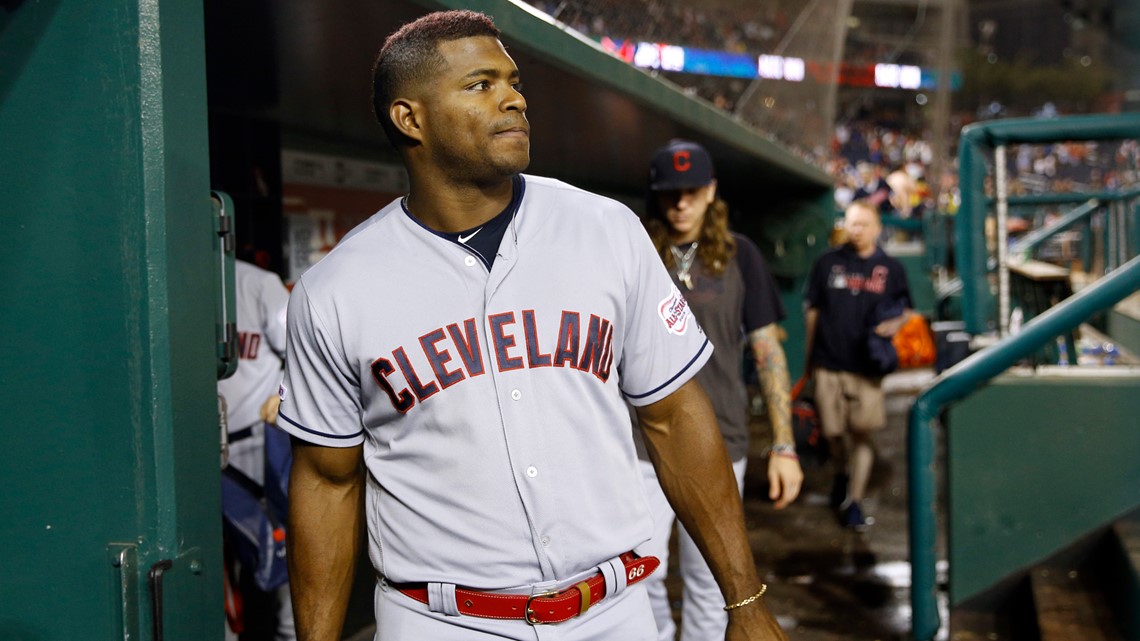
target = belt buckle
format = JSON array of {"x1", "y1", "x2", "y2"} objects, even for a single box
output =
[{"x1": 525, "y1": 591, "x2": 558, "y2": 626}]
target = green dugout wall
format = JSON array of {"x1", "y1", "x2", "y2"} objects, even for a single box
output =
[
  {"x1": 1, "y1": 1, "x2": 220, "y2": 640},
  {"x1": 947, "y1": 373, "x2": 1140, "y2": 604}
]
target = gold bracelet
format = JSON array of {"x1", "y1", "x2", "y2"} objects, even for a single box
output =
[{"x1": 723, "y1": 584, "x2": 767, "y2": 611}]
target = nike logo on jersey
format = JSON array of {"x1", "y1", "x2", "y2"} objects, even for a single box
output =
[
  {"x1": 457, "y1": 228, "x2": 481, "y2": 244},
  {"x1": 370, "y1": 310, "x2": 615, "y2": 414}
]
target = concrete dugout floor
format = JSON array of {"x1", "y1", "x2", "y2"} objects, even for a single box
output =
[{"x1": 658, "y1": 367, "x2": 946, "y2": 641}]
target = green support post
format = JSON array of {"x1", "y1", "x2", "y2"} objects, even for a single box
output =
[
  {"x1": 0, "y1": 1, "x2": 219, "y2": 639},
  {"x1": 1132, "y1": 201, "x2": 1140, "y2": 258}
]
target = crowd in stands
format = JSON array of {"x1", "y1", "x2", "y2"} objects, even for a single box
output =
[
  {"x1": 527, "y1": 0, "x2": 795, "y2": 55},
  {"x1": 523, "y1": 0, "x2": 1138, "y2": 220},
  {"x1": 828, "y1": 127, "x2": 1140, "y2": 220},
  {"x1": 829, "y1": 122, "x2": 940, "y2": 219},
  {"x1": 1001, "y1": 139, "x2": 1140, "y2": 196},
  {"x1": 520, "y1": 1, "x2": 947, "y2": 209}
]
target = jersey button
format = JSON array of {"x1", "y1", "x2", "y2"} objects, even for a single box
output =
[
  {"x1": 464, "y1": 255, "x2": 477, "y2": 267},
  {"x1": 526, "y1": 466, "x2": 538, "y2": 478},
  {"x1": 541, "y1": 536, "x2": 550, "y2": 547},
  {"x1": 510, "y1": 389, "x2": 522, "y2": 400}
]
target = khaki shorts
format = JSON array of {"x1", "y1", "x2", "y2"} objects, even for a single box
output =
[{"x1": 814, "y1": 368, "x2": 886, "y2": 437}]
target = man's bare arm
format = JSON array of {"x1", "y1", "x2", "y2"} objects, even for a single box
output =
[
  {"x1": 636, "y1": 379, "x2": 787, "y2": 640},
  {"x1": 873, "y1": 309, "x2": 913, "y2": 337},
  {"x1": 288, "y1": 440, "x2": 364, "y2": 641},
  {"x1": 803, "y1": 307, "x2": 819, "y2": 376},
  {"x1": 749, "y1": 324, "x2": 803, "y2": 509},
  {"x1": 749, "y1": 323, "x2": 794, "y2": 448}
]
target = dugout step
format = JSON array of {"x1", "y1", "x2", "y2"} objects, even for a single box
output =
[
  {"x1": 1030, "y1": 563, "x2": 1124, "y2": 641},
  {"x1": 950, "y1": 574, "x2": 1040, "y2": 641},
  {"x1": 1103, "y1": 511, "x2": 1140, "y2": 640},
  {"x1": 950, "y1": 509, "x2": 1140, "y2": 641}
]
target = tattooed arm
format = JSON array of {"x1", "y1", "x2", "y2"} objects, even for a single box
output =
[{"x1": 749, "y1": 323, "x2": 803, "y2": 509}]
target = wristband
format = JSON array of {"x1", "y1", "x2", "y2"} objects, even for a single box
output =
[{"x1": 768, "y1": 443, "x2": 798, "y2": 459}]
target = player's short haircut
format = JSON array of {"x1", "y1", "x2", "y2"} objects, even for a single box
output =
[{"x1": 371, "y1": 10, "x2": 501, "y2": 147}]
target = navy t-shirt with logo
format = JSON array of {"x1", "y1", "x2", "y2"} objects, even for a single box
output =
[{"x1": 804, "y1": 243, "x2": 911, "y2": 375}]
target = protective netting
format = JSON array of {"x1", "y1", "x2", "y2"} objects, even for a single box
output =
[
  {"x1": 730, "y1": 0, "x2": 853, "y2": 162},
  {"x1": 521, "y1": 0, "x2": 854, "y2": 160}
]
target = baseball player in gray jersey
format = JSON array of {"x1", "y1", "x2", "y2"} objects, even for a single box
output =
[
  {"x1": 218, "y1": 258, "x2": 295, "y2": 641},
  {"x1": 221, "y1": 259, "x2": 290, "y2": 480},
  {"x1": 278, "y1": 10, "x2": 787, "y2": 641}
]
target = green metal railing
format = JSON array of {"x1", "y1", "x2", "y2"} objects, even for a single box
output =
[
  {"x1": 1006, "y1": 188, "x2": 1140, "y2": 269},
  {"x1": 1008, "y1": 197, "x2": 1100, "y2": 260},
  {"x1": 957, "y1": 113, "x2": 1140, "y2": 334},
  {"x1": 908, "y1": 254, "x2": 1140, "y2": 641}
]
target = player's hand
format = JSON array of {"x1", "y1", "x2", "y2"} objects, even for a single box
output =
[
  {"x1": 726, "y1": 598, "x2": 788, "y2": 641},
  {"x1": 873, "y1": 312, "x2": 910, "y2": 338},
  {"x1": 260, "y1": 394, "x2": 282, "y2": 425},
  {"x1": 767, "y1": 455, "x2": 803, "y2": 509}
]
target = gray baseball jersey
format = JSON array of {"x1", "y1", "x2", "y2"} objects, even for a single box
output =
[
  {"x1": 218, "y1": 259, "x2": 289, "y2": 483},
  {"x1": 278, "y1": 174, "x2": 711, "y2": 589}
]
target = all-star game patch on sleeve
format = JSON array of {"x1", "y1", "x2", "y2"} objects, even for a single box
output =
[
  {"x1": 615, "y1": 210, "x2": 713, "y2": 406},
  {"x1": 277, "y1": 278, "x2": 365, "y2": 447}
]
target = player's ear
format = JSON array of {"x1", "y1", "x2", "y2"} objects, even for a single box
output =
[{"x1": 390, "y1": 99, "x2": 425, "y2": 144}]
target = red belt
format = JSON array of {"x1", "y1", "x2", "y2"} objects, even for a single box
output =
[{"x1": 391, "y1": 552, "x2": 659, "y2": 625}]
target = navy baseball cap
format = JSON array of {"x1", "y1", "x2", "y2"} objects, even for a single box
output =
[{"x1": 648, "y1": 139, "x2": 715, "y2": 190}]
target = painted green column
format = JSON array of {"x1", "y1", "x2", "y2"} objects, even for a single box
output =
[{"x1": 0, "y1": 1, "x2": 218, "y2": 640}]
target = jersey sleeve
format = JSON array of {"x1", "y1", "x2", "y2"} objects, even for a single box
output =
[
  {"x1": 277, "y1": 279, "x2": 365, "y2": 447},
  {"x1": 615, "y1": 211, "x2": 713, "y2": 407},
  {"x1": 735, "y1": 234, "x2": 786, "y2": 332}
]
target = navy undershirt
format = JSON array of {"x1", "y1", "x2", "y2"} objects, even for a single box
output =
[
  {"x1": 440, "y1": 175, "x2": 523, "y2": 270},
  {"x1": 399, "y1": 175, "x2": 524, "y2": 271}
]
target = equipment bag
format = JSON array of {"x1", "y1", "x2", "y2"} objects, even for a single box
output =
[
  {"x1": 790, "y1": 377, "x2": 828, "y2": 465},
  {"x1": 221, "y1": 423, "x2": 292, "y2": 592}
]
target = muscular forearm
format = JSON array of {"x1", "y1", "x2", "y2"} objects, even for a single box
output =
[
  {"x1": 288, "y1": 441, "x2": 364, "y2": 641},
  {"x1": 637, "y1": 380, "x2": 787, "y2": 639},
  {"x1": 749, "y1": 324, "x2": 793, "y2": 446},
  {"x1": 636, "y1": 380, "x2": 760, "y2": 603}
]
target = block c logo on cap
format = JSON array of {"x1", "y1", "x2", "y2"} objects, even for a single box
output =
[{"x1": 673, "y1": 150, "x2": 691, "y2": 172}]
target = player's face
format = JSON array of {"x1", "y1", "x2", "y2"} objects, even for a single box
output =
[
  {"x1": 658, "y1": 182, "x2": 716, "y2": 243},
  {"x1": 419, "y1": 36, "x2": 530, "y2": 183},
  {"x1": 844, "y1": 204, "x2": 881, "y2": 253}
]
